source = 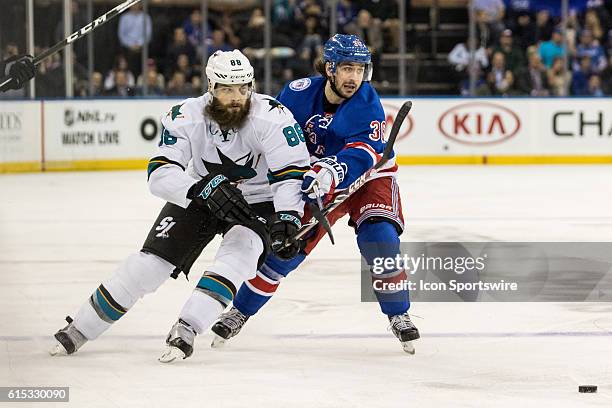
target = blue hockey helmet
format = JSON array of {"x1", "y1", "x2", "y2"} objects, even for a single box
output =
[{"x1": 323, "y1": 34, "x2": 373, "y2": 81}]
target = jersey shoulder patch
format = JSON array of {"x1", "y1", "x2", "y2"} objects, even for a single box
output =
[
  {"x1": 250, "y1": 93, "x2": 294, "y2": 124},
  {"x1": 162, "y1": 96, "x2": 205, "y2": 127},
  {"x1": 289, "y1": 78, "x2": 312, "y2": 91}
]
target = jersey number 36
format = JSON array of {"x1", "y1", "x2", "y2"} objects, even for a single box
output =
[{"x1": 368, "y1": 120, "x2": 387, "y2": 142}]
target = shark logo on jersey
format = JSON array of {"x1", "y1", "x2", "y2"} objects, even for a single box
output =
[
  {"x1": 264, "y1": 97, "x2": 287, "y2": 114},
  {"x1": 202, "y1": 148, "x2": 258, "y2": 182},
  {"x1": 167, "y1": 104, "x2": 184, "y2": 121}
]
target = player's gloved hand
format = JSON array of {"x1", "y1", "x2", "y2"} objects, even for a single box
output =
[
  {"x1": 1, "y1": 54, "x2": 35, "y2": 91},
  {"x1": 301, "y1": 156, "x2": 345, "y2": 204},
  {"x1": 269, "y1": 211, "x2": 302, "y2": 260},
  {"x1": 187, "y1": 173, "x2": 256, "y2": 224}
]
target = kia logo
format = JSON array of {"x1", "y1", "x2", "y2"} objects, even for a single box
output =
[
  {"x1": 382, "y1": 102, "x2": 413, "y2": 142},
  {"x1": 438, "y1": 102, "x2": 520, "y2": 145}
]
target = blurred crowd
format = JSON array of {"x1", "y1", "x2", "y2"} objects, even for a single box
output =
[
  {"x1": 449, "y1": 0, "x2": 612, "y2": 96},
  {"x1": 1, "y1": 0, "x2": 611, "y2": 98}
]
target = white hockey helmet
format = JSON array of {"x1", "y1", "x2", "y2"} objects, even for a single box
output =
[{"x1": 206, "y1": 50, "x2": 255, "y2": 95}]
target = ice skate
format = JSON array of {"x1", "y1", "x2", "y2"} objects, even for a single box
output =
[
  {"x1": 159, "y1": 319, "x2": 197, "y2": 363},
  {"x1": 50, "y1": 316, "x2": 88, "y2": 356},
  {"x1": 210, "y1": 306, "x2": 249, "y2": 348},
  {"x1": 388, "y1": 313, "x2": 420, "y2": 354}
]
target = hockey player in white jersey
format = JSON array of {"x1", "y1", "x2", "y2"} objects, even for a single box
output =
[{"x1": 50, "y1": 50, "x2": 310, "y2": 358}]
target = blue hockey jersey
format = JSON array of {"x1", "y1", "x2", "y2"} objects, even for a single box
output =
[{"x1": 276, "y1": 76, "x2": 396, "y2": 190}]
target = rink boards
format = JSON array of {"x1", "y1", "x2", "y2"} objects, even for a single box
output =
[{"x1": 0, "y1": 97, "x2": 611, "y2": 172}]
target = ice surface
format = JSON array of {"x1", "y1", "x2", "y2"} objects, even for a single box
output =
[{"x1": 1, "y1": 166, "x2": 612, "y2": 407}]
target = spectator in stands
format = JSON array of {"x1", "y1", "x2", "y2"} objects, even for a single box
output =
[
  {"x1": 219, "y1": 12, "x2": 241, "y2": 49},
  {"x1": 272, "y1": 0, "x2": 295, "y2": 24},
  {"x1": 571, "y1": 56, "x2": 593, "y2": 95},
  {"x1": 165, "y1": 71, "x2": 195, "y2": 96},
  {"x1": 172, "y1": 54, "x2": 196, "y2": 82},
  {"x1": 574, "y1": 29, "x2": 607, "y2": 73},
  {"x1": 118, "y1": 3, "x2": 152, "y2": 78},
  {"x1": 587, "y1": 74, "x2": 604, "y2": 96},
  {"x1": 166, "y1": 27, "x2": 196, "y2": 71},
  {"x1": 546, "y1": 56, "x2": 571, "y2": 96},
  {"x1": 459, "y1": 64, "x2": 490, "y2": 96},
  {"x1": 136, "y1": 68, "x2": 165, "y2": 96},
  {"x1": 240, "y1": 8, "x2": 266, "y2": 51},
  {"x1": 600, "y1": 54, "x2": 612, "y2": 94},
  {"x1": 354, "y1": 0, "x2": 399, "y2": 53},
  {"x1": 534, "y1": 9, "x2": 555, "y2": 44},
  {"x1": 191, "y1": 75, "x2": 203, "y2": 94},
  {"x1": 583, "y1": 9, "x2": 605, "y2": 43},
  {"x1": 208, "y1": 30, "x2": 233, "y2": 56},
  {"x1": 298, "y1": 16, "x2": 324, "y2": 67},
  {"x1": 513, "y1": 11, "x2": 537, "y2": 50},
  {"x1": 240, "y1": 8, "x2": 292, "y2": 58},
  {"x1": 538, "y1": 28, "x2": 565, "y2": 68},
  {"x1": 295, "y1": 0, "x2": 325, "y2": 24},
  {"x1": 337, "y1": 0, "x2": 357, "y2": 34},
  {"x1": 474, "y1": 0, "x2": 506, "y2": 46},
  {"x1": 491, "y1": 29, "x2": 525, "y2": 73},
  {"x1": 35, "y1": 51, "x2": 64, "y2": 98},
  {"x1": 345, "y1": 10, "x2": 383, "y2": 77},
  {"x1": 183, "y1": 9, "x2": 206, "y2": 58},
  {"x1": 90, "y1": 72, "x2": 104, "y2": 97},
  {"x1": 516, "y1": 51, "x2": 549, "y2": 96},
  {"x1": 103, "y1": 70, "x2": 133, "y2": 97},
  {"x1": 486, "y1": 51, "x2": 515, "y2": 95},
  {"x1": 104, "y1": 55, "x2": 135, "y2": 90},
  {"x1": 564, "y1": 10, "x2": 581, "y2": 57},
  {"x1": 137, "y1": 59, "x2": 165, "y2": 90},
  {"x1": 448, "y1": 36, "x2": 489, "y2": 73}
]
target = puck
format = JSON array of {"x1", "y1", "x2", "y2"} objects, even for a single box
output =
[{"x1": 578, "y1": 385, "x2": 597, "y2": 393}]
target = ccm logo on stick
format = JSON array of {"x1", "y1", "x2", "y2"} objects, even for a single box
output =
[
  {"x1": 438, "y1": 102, "x2": 520, "y2": 145},
  {"x1": 67, "y1": 15, "x2": 108, "y2": 43}
]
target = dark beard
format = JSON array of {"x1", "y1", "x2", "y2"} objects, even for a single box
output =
[{"x1": 205, "y1": 97, "x2": 251, "y2": 129}]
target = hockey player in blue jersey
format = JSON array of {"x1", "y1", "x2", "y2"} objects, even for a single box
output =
[{"x1": 211, "y1": 34, "x2": 420, "y2": 353}]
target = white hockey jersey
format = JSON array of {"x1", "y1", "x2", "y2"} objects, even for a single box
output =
[{"x1": 147, "y1": 92, "x2": 311, "y2": 215}]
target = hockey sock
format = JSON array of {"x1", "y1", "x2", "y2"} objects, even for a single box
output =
[
  {"x1": 357, "y1": 221, "x2": 410, "y2": 316},
  {"x1": 233, "y1": 253, "x2": 306, "y2": 316}
]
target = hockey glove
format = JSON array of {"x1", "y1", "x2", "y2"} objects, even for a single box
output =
[
  {"x1": 187, "y1": 174, "x2": 256, "y2": 224},
  {"x1": 0, "y1": 54, "x2": 35, "y2": 91},
  {"x1": 269, "y1": 211, "x2": 302, "y2": 260},
  {"x1": 301, "y1": 156, "x2": 346, "y2": 204}
]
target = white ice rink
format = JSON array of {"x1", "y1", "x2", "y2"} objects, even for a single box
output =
[{"x1": 1, "y1": 166, "x2": 612, "y2": 407}]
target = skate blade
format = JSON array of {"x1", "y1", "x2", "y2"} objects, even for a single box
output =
[
  {"x1": 401, "y1": 341, "x2": 415, "y2": 355},
  {"x1": 49, "y1": 342, "x2": 68, "y2": 356},
  {"x1": 158, "y1": 346, "x2": 186, "y2": 363},
  {"x1": 210, "y1": 335, "x2": 227, "y2": 348}
]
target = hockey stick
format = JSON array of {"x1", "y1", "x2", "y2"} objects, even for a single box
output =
[
  {"x1": 0, "y1": 0, "x2": 141, "y2": 89},
  {"x1": 291, "y1": 100, "x2": 413, "y2": 242}
]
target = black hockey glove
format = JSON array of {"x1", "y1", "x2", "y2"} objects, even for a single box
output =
[
  {"x1": 269, "y1": 211, "x2": 302, "y2": 260},
  {"x1": 0, "y1": 54, "x2": 35, "y2": 92},
  {"x1": 187, "y1": 174, "x2": 256, "y2": 224}
]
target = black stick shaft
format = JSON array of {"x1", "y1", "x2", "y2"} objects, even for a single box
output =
[{"x1": 1, "y1": 0, "x2": 141, "y2": 89}]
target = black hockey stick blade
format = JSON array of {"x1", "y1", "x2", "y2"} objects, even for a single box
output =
[{"x1": 308, "y1": 202, "x2": 335, "y2": 245}]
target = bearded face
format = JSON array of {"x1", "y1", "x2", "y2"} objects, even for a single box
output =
[{"x1": 205, "y1": 89, "x2": 252, "y2": 129}]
